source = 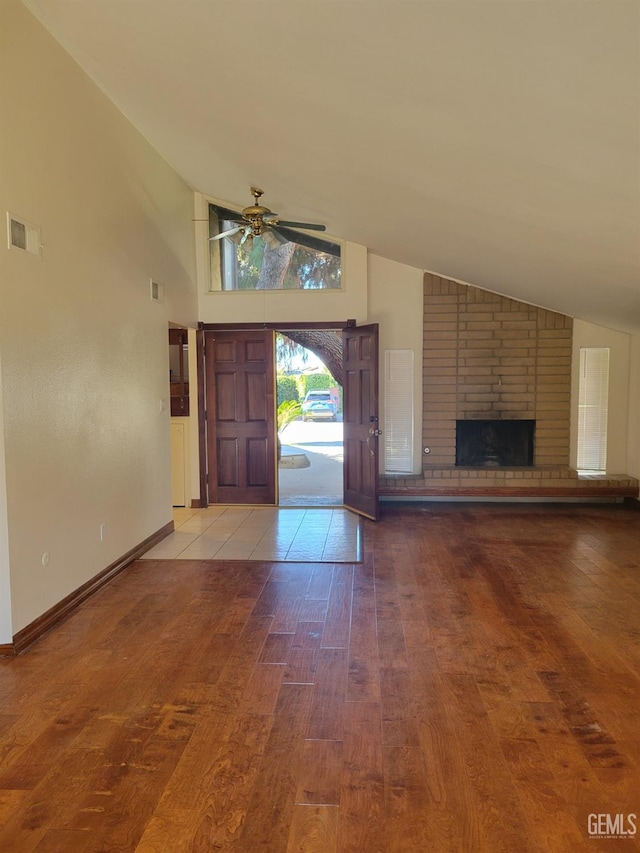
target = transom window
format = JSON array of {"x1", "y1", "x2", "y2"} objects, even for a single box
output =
[{"x1": 208, "y1": 203, "x2": 342, "y2": 292}]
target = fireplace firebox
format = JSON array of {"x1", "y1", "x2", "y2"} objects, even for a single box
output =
[{"x1": 456, "y1": 419, "x2": 535, "y2": 467}]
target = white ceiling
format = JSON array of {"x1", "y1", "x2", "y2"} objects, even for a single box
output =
[{"x1": 23, "y1": 0, "x2": 640, "y2": 332}]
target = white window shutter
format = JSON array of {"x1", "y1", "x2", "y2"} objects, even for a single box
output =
[
  {"x1": 384, "y1": 349, "x2": 413, "y2": 474},
  {"x1": 577, "y1": 347, "x2": 609, "y2": 472}
]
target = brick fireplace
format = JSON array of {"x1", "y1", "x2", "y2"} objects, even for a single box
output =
[
  {"x1": 421, "y1": 272, "x2": 571, "y2": 470},
  {"x1": 379, "y1": 273, "x2": 639, "y2": 499}
]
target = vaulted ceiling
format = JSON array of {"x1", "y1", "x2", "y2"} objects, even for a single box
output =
[{"x1": 23, "y1": 0, "x2": 640, "y2": 332}]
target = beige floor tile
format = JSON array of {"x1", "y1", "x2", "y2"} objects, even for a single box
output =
[{"x1": 157, "y1": 506, "x2": 360, "y2": 563}]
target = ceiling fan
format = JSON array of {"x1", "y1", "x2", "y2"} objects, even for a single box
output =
[{"x1": 209, "y1": 187, "x2": 326, "y2": 247}]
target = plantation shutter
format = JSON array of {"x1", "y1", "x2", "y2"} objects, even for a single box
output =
[
  {"x1": 384, "y1": 349, "x2": 413, "y2": 474},
  {"x1": 577, "y1": 347, "x2": 609, "y2": 472}
]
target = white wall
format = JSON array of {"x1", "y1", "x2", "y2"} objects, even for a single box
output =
[
  {"x1": 0, "y1": 0, "x2": 197, "y2": 635},
  {"x1": 368, "y1": 255, "x2": 424, "y2": 475},
  {"x1": 571, "y1": 320, "x2": 630, "y2": 474},
  {"x1": 627, "y1": 334, "x2": 640, "y2": 480}
]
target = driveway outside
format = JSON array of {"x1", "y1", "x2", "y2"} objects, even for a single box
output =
[{"x1": 278, "y1": 419, "x2": 343, "y2": 506}]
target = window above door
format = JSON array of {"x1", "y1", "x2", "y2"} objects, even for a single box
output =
[{"x1": 208, "y1": 202, "x2": 342, "y2": 292}]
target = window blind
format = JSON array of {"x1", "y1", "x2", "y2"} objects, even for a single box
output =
[
  {"x1": 577, "y1": 347, "x2": 609, "y2": 472},
  {"x1": 384, "y1": 349, "x2": 413, "y2": 474}
]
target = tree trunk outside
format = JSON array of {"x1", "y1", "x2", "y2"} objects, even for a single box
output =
[
  {"x1": 254, "y1": 239, "x2": 344, "y2": 383},
  {"x1": 256, "y1": 242, "x2": 295, "y2": 289},
  {"x1": 283, "y1": 330, "x2": 344, "y2": 387}
]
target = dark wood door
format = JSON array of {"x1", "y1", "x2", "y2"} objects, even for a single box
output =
[
  {"x1": 205, "y1": 330, "x2": 277, "y2": 505},
  {"x1": 343, "y1": 323, "x2": 380, "y2": 520}
]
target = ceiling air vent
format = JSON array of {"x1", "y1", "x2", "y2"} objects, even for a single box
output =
[{"x1": 6, "y1": 213, "x2": 41, "y2": 257}]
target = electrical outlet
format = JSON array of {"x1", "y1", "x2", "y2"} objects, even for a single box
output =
[
  {"x1": 100, "y1": 524, "x2": 107, "y2": 542},
  {"x1": 41, "y1": 552, "x2": 50, "y2": 566}
]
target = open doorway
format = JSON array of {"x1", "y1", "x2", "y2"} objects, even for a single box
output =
[
  {"x1": 201, "y1": 323, "x2": 380, "y2": 519},
  {"x1": 276, "y1": 331, "x2": 344, "y2": 506}
]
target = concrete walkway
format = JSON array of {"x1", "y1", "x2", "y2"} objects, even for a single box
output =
[{"x1": 278, "y1": 420, "x2": 344, "y2": 506}]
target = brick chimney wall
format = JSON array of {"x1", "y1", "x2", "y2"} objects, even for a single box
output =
[{"x1": 423, "y1": 273, "x2": 572, "y2": 472}]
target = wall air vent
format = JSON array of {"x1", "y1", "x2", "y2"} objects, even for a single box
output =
[
  {"x1": 7, "y1": 212, "x2": 41, "y2": 257},
  {"x1": 150, "y1": 279, "x2": 164, "y2": 303}
]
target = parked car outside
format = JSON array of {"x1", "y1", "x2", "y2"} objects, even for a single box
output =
[{"x1": 301, "y1": 390, "x2": 337, "y2": 421}]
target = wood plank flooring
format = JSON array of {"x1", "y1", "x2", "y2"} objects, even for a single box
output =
[{"x1": 0, "y1": 502, "x2": 639, "y2": 851}]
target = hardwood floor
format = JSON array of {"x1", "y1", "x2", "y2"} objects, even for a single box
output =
[{"x1": 0, "y1": 503, "x2": 639, "y2": 851}]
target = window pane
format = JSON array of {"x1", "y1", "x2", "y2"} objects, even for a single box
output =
[{"x1": 208, "y1": 204, "x2": 341, "y2": 292}]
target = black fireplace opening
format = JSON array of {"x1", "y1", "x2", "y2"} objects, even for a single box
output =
[{"x1": 456, "y1": 419, "x2": 535, "y2": 467}]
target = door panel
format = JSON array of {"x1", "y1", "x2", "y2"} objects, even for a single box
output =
[
  {"x1": 205, "y1": 330, "x2": 276, "y2": 504},
  {"x1": 343, "y1": 323, "x2": 380, "y2": 520},
  {"x1": 246, "y1": 373, "x2": 268, "y2": 420},
  {"x1": 215, "y1": 373, "x2": 238, "y2": 421},
  {"x1": 217, "y1": 437, "x2": 239, "y2": 486}
]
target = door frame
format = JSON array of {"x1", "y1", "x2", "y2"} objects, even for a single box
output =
[{"x1": 197, "y1": 320, "x2": 378, "y2": 511}]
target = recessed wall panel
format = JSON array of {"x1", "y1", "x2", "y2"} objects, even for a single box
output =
[
  {"x1": 245, "y1": 340, "x2": 266, "y2": 362},
  {"x1": 215, "y1": 373, "x2": 237, "y2": 421},
  {"x1": 346, "y1": 338, "x2": 359, "y2": 363},
  {"x1": 246, "y1": 373, "x2": 267, "y2": 422},
  {"x1": 217, "y1": 438, "x2": 239, "y2": 486},
  {"x1": 247, "y1": 438, "x2": 268, "y2": 487},
  {"x1": 360, "y1": 369, "x2": 371, "y2": 424},
  {"x1": 215, "y1": 340, "x2": 236, "y2": 362},
  {"x1": 345, "y1": 370, "x2": 359, "y2": 424}
]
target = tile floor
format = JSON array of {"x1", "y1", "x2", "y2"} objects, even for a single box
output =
[{"x1": 141, "y1": 505, "x2": 362, "y2": 562}]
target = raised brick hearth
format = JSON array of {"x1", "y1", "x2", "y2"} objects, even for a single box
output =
[
  {"x1": 379, "y1": 468, "x2": 639, "y2": 498},
  {"x1": 380, "y1": 273, "x2": 639, "y2": 500}
]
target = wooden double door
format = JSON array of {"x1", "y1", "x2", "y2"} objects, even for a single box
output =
[{"x1": 203, "y1": 324, "x2": 380, "y2": 519}]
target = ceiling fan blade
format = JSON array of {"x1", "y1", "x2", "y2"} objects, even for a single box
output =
[
  {"x1": 267, "y1": 226, "x2": 291, "y2": 245},
  {"x1": 209, "y1": 225, "x2": 242, "y2": 241},
  {"x1": 276, "y1": 221, "x2": 326, "y2": 232}
]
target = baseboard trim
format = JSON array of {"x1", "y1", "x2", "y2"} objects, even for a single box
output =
[
  {"x1": 191, "y1": 498, "x2": 205, "y2": 508},
  {"x1": 5, "y1": 520, "x2": 174, "y2": 656}
]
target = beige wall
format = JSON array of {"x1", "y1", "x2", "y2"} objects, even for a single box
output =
[
  {"x1": 368, "y1": 255, "x2": 424, "y2": 474},
  {"x1": 571, "y1": 321, "x2": 630, "y2": 474},
  {"x1": 0, "y1": 1, "x2": 197, "y2": 637}
]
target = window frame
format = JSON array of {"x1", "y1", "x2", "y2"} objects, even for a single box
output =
[{"x1": 207, "y1": 202, "x2": 343, "y2": 294}]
